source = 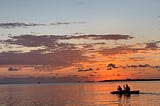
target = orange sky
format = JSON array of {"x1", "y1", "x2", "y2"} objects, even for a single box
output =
[{"x1": 0, "y1": 36, "x2": 159, "y2": 82}]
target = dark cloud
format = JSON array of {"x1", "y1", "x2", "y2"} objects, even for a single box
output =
[
  {"x1": 66, "y1": 34, "x2": 133, "y2": 40},
  {"x1": 107, "y1": 63, "x2": 117, "y2": 68},
  {"x1": 0, "y1": 21, "x2": 87, "y2": 29},
  {"x1": 0, "y1": 22, "x2": 45, "y2": 29},
  {"x1": 8, "y1": 67, "x2": 20, "y2": 71},
  {"x1": 145, "y1": 42, "x2": 159, "y2": 49},
  {"x1": 6, "y1": 35, "x2": 62, "y2": 47},
  {"x1": 106, "y1": 63, "x2": 160, "y2": 70},
  {"x1": 2, "y1": 34, "x2": 84, "y2": 67},
  {"x1": 0, "y1": 49, "x2": 87, "y2": 68},
  {"x1": 107, "y1": 63, "x2": 118, "y2": 70},
  {"x1": 92, "y1": 34, "x2": 133, "y2": 40},
  {"x1": 77, "y1": 68, "x2": 93, "y2": 72},
  {"x1": 125, "y1": 64, "x2": 160, "y2": 71},
  {"x1": 5, "y1": 34, "x2": 133, "y2": 48},
  {"x1": 5, "y1": 35, "x2": 76, "y2": 50},
  {"x1": 50, "y1": 22, "x2": 71, "y2": 25},
  {"x1": 126, "y1": 64, "x2": 151, "y2": 68}
]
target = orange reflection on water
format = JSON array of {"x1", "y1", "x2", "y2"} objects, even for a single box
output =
[{"x1": 0, "y1": 81, "x2": 159, "y2": 105}]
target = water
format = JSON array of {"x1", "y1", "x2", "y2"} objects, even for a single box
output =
[{"x1": 0, "y1": 81, "x2": 159, "y2": 106}]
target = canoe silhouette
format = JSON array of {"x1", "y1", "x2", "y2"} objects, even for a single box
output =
[{"x1": 111, "y1": 90, "x2": 139, "y2": 94}]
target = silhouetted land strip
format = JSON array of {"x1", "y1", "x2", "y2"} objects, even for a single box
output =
[{"x1": 99, "y1": 79, "x2": 160, "y2": 82}]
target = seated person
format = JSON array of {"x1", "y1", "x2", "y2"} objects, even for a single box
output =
[
  {"x1": 125, "y1": 84, "x2": 130, "y2": 93},
  {"x1": 117, "y1": 85, "x2": 122, "y2": 93}
]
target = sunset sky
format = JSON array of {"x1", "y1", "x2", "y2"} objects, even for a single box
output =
[{"x1": 0, "y1": 0, "x2": 160, "y2": 83}]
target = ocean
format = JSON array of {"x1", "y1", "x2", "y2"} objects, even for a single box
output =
[{"x1": 0, "y1": 81, "x2": 159, "y2": 106}]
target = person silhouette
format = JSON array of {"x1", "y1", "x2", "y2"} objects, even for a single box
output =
[
  {"x1": 117, "y1": 85, "x2": 122, "y2": 93},
  {"x1": 125, "y1": 84, "x2": 130, "y2": 93}
]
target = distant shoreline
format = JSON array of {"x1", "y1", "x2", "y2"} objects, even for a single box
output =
[
  {"x1": 98, "y1": 79, "x2": 160, "y2": 82},
  {"x1": 0, "y1": 79, "x2": 159, "y2": 85}
]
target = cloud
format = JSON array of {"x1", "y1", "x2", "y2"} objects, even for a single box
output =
[
  {"x1": 145, "y1": 41, "x2": 160, "y2": 49},
  {"x1": 0, "y1": 34, "x2": 87, "y2": 67},
  {"x1": 77, "y1": 68, "x2": 93, "y2": 72},
  {"x1": 2, "y1": 34, "x2": 159, "y2": 71},
  {"x1": 106, "y1": 63, "x2": 160, "y2": 70},
  {"x1": 0, "y1": 49, "x2": 87, "y2": 68},
  {"x1": 107, "y1": 63, "x2": 118, "y2": 70},
  {"x1": 5, "y1": 34, "x2": 133, "y2": 48},
  {"x1": 91, "y1": 34, "x2": 133, "y2": 40},
  {"x1": 98, "y1": 46, "x2": 138, "y2": 56},
  {"x1": 6, "y1": 35, "x2": 60, "y2": 47},
  {"x1": 0, "y1": 22, "x2": 87, "y2": 29},
  {"x1": 65, "y1": 34, "x2": 133, "y2": 40},
  {"x1": 49, "y1": 22, "x2": 87, "y2": 26},
  {"x1": 0, "y1": 34, "x2": 137, "y2": 68},
  {"x1": 8, "y1": 67, "x2": 20, "y2": 71},
  {"x1": 0, "y1": 22, "x2": 45, "y2": 28},
  {"x1": 126, "y1": 64, "x2": 151, "y2": 68},
  {"x1": 50, "y1": 22, "x2": 71, "y2": 25},
  {"x1": 98, "y1": 41, "x2": 159, "y2": 56}
]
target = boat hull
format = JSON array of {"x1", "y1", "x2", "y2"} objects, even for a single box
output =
[{"x1": 111, "y1": 90, "x2": 139, "y2": 94}]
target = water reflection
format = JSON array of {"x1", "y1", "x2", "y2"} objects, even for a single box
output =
[
  {"x1": 117, "y1": 94, "x2": 131, "y2": 106},
  {"x1": 0, "y1": 81, "x2": 159, "y2": 106}
]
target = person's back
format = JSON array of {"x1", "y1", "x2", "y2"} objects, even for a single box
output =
[
  {"x1": 126, "y1": 84, "x2": 130, "y2": 93},
  {"x1": 117, "y1": 85, "x2": 122, "y2": 93}
]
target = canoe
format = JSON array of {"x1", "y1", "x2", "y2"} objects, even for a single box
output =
[{"x1": 111, "y1": 90, "x2": 139, "y2": 94}]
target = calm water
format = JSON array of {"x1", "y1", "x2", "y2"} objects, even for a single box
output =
[{"x1": 0, "y1": 81, "x2": 159, "y2": 106}]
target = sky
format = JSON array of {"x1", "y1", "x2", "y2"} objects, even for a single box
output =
[{"x1": 0, "y1": 0, "x2": 159, "y2": 83}]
